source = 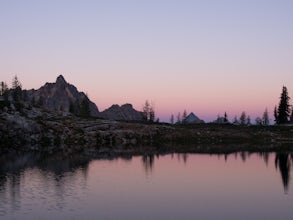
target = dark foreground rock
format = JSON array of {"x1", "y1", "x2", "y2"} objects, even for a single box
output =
[{"x1": 1, "y1": 109, "x2": 293, "y2": 156}]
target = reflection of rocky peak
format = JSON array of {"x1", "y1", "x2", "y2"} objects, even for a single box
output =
[
  {"x1": 101, "y1": 103, "x2": 143, "y2": 121},
  {"x1": 26, "y1": 75, "x2": 99, "y2": 117}
]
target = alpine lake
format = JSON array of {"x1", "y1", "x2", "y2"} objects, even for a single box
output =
[{"x1": 0, "y1": 150, "x2": 293, "y2": 220}]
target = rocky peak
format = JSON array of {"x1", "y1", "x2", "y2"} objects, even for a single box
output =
[
  {"x1": 56, "y1": 75, "x2": 67, "y2": 85},
  {"x1": 101, "y1": 103, "x2": 143, "y2": 121},
  {"x1": 185, "y1": 112, "x2": 205, "y2": 124},
  {"x1": 121, "y1": 103, "x2": 133, "y2": 109},
  {"x1": 26, "y1": 75, "x2": 99, "y2": 117}
]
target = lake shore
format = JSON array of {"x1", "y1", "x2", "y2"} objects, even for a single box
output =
[{"x1": 1, "y1": 109, "x2": 293, "y2": 156}]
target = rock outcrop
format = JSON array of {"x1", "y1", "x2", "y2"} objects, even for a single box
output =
[
  {"x1": 26, "y1": 75, "x2": 99, "y2": 117},
  {"x1": 0, "y1": 107, "x2": 167, "y2": 155},
  {"x1": 100, "y1": 103, "x2": 143, "y2": 121}
]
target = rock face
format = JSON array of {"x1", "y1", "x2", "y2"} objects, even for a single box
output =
[
  {"x1": 100, "y1": 104, "x2": 143, "y2": 121},
  {"x1": 185, "y1": 112, "x2": 205, "y2": 124},
  {"x1": 0, "y1": 108, "x2": 166, "y2": 155},
  {"x1": 26, "y1": 75, "x2": 99, "y2": 117}
]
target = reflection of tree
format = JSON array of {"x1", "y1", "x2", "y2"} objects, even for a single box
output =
[
  {"x1": 240, "y1": 152, "x2": 247, "y2": 162},
  {"x1": 0, "y1": 153, "x2": 90, "y2": 206},
  {"x1": 275, "y1": 153, "x2": 292, "y2": 192},
  {"x1": 176, "y1": 154, "x2": 188, "y2": 164},
  {"x1": 142, "y1": 155, "x2": 154, "y2": 174},
  {"x1": 182, "y1": 154, "x2": 188, "y2": 164},
  {"x1": 263, "y1": 152, "x2": 270, "y2": 166}
]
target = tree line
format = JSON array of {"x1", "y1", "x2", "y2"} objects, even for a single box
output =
[{"x1": 167, "y1": 86, "x2": 293, "y2": 126}]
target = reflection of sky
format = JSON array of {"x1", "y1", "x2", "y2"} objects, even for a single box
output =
[
  {"x1": 1, "y1": 1, "x2": 293, "y2": 122},
  {"x1": 86, "y1": 154, "x2": 293, "y2": 219},
  {"x1": 1, "y1": 153, "x2": 292, "y2": 219},
  {"x1": 0, "y1": 153, "x2": 293, "y2": 219}
]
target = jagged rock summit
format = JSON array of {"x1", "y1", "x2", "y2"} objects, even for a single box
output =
[
  {"x1": 100, "y1": 103, "x2": 143, "y2": 121},
  {"x1": 26, "y1": 75, "x2": 99, "y2": 117},
  {"x1": 56, "y1": 74, "x2": 67, "y2": 85}
]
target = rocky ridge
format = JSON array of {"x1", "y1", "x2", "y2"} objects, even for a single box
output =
[
  {"x1": 23, "y1": 75, "x2": 143, "y2": 121},
  {"x1": 25, "y1": 75, "x2": 100, "y2": 117},
  {"x1": 100, "y1": 103, "x2": 143, "y2": 121}
]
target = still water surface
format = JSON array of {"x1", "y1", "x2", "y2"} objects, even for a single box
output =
[{"x1": 0, "y1": 152, "x2": 293, "y2": 219}]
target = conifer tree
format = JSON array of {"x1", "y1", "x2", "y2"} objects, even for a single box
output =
[
  {"x1": 12, "y1": 75, "x2": 22, "y2": 89},
  {"x1": 182, "y1": 110, "x2": 187, "y2": 124},
  {"x1": 170, "y1": 114, "x2": 174, "y2": 124},
  {"x1": 240, "y1": 111, "x2": 247, "y2": 125},
  {"x1": 274, "y1": 106, "x2": 278, "y2": 124},
  {"x1": 12, "y1": 75, "x2": 22, "y2": 102},
  {"x1": 224, "y1": 112, "x2": 228, "y2": 123},
  {"x1": 149, "y1": 106, "x2": 155, "y2": 122},
  {"x1": 143, "y1": 100, "x2": 150, "y2": 121},
  {"x1": 0, "y1": 81, "x2": 8, "y2": 95},
  {"x1": 176, "y1": 112, "x2": 181, "y2": 124},
  {"x1": 262, "y1": 108, "x2": 270, "y2": 125},
  {"x1": 142, "y1": 100, "x2": 155, "y2": 122},
  {"x1": 277, "y1": 86, "x2": 290, "y2": 124}
]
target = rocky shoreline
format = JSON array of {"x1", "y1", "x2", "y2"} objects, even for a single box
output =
[{"x1": 1, "y1": 107, "x2": 293, "y2": 156}]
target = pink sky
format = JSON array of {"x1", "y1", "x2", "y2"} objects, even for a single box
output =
[{"x1": 1, "y1": 1, "x2": 293, "y2": 122}]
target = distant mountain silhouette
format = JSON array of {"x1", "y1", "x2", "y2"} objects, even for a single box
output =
[
  {"x1": 26, "y1": 75, "x2": 99, "y2": 117},
  {"x1": 100, "y1": 103, "x2": 143, "y2": 121},
  {"x1": 185, "y1": 112, "x2": 205, "y2": 124}
]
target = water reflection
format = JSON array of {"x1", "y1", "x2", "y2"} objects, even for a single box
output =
[
  {"x1": 275, "y1": 153, "x2": 293, "y2": 192},
  {"x1": 163, "y1": 151, "x2": 293, "y2": 193},
  {"x1": 142, "y1": 154, "x2": 155, "y2": 174},
  {"x1": 1, "y1": 151, "x2": 293, "y2": 194},
  {"x1": 0, "y1": 153, "x2": 90, "y2": 217},
  {"x1": 0, "y1": 150, "x2": 293, "y2": 219}
]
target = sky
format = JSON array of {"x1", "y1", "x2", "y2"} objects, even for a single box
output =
[{"x1": 1, "y1": 0, "x2": 293, "y2": 122}]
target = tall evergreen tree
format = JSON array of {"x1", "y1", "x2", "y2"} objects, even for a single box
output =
[
  {"x1": 182, "y1": 110, "x2": 187, "y2": 124},
  {"x1": 12, "y1": 75, "x2": 22, "y2": 89},
  {"x1": 0, "y1": 81, "x2": 8, "y2": 95},
  {"x1": 142, "y1": 100, "x2": 155, "y2": 122},
  {"x1": 170, "y1": 114, "x2": 174, "y2": 124},
  {"x1": 240, "y1": 111, "x2": 247, "y2": 125},
  {"x1": 224, "y1": 112, "x2": 228, "y2": 123},
  {"x1": 143, "y1": 100, "x2": 150, "y2": 121},
  {"x1": 262, "y1": 108, "x2": 270, "y2": 125},
  {"x1": 277, "y1": 86, "x2": 290, "y2": 124},
  {"x1": 11, "y1": 75, "x2": 22, "y2": 102},
  {"x1": 274, "y1": 106, "x2": 278, "y2": 124},
  {"x1": 149, "y1": 106, "x2": 155, "y2": 122},
  {"x1": 176, "y1": 112, "x2": 181, "y2": 124}
]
